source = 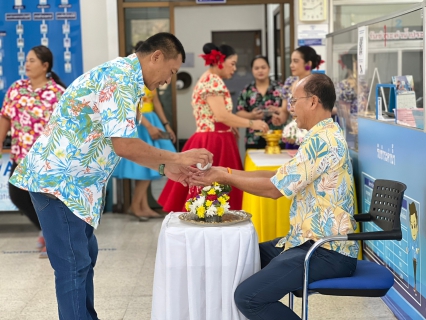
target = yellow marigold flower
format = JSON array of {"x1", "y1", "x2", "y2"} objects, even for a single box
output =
[
  {"x1": 214, "y1": 182, "x2": 220, "y2": 186},
  {"x1": 223, "y1": 194, "x2": 230, "y2": 201},
  {"x1": 197, "y1": 206, "x2": 205, "y2": 218},
  {"x1": 207, "y1": 189, "x2": 216, "y2": 195},
  {"x1": 217, "y1": 206, "x2": 224, "y2": 216},
  {"x1": 206, "y1": 200, "x2": 213, "y2": 207},
  {"x1": 218, "y1": 197, "x2": 227, "y2": 205},
  {"x1": 185, "y1": 201, "x2": 190, "y2": 211}
]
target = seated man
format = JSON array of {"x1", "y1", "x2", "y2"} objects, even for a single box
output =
[{"x1": 189, "y1": 73, "x2": 359, "y2": 320}]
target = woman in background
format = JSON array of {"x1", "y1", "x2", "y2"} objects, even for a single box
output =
[
  {"x1": 0, "y1": 45, "x2": 66, "y2": 258},
  {"x1": 274, "y1": 46, "x2": 322, "y2": 148},
  {"x1": 335, "y1": 48, "x2": 358, "y2": 133},
  {"x1": 236, "y1": 55, "x2": 286, "y2": 149},
  {"x1": 113, "y1": 85, "x2": 176, "y2": 220},
  {"x1": 158, "y1": 43, "x2": 268, "y2": 212}
]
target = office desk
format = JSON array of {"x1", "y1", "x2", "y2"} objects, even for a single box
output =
[
  {"x1": 242, "y1": 149, "x2": 293, "y2": 243},
  {"x1": 151, "y1": 213, "x2": 261, "y2": 320}
]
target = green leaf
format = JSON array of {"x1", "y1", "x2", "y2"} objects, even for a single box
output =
[{"x1": 81, "y1": 138, "x2": 108, "y2": 168}]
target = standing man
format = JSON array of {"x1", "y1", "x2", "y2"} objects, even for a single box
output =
[
  {"x1": 9, "y1": 32, "x2": 212, "y2": 320},
  {"x1": 190, "y1": 73, "x2": 359, "y2": 320}
]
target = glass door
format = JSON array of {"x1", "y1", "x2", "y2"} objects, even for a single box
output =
[{"x1": 124, "y1": 7, "x2": 173, "y2": 125}]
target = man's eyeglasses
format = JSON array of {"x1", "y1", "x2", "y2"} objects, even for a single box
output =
[{"x1": 289, "y1": 96, "x2": 312, "y2": 107}]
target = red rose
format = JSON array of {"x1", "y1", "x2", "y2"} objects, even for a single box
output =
[{"x1": 206, "y1": 194, "x2": 217, "y2": 201}]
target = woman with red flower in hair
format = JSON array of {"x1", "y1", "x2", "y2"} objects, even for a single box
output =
[{"x1": 158, "y1": 43, "x2": 268, "y2": 212}]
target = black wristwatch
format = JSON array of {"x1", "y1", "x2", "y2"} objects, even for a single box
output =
[{"x1": 159, "y1": 164, "x2": 166, "y2": 176}]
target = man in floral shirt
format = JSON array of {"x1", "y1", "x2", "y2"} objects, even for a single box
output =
[
  {"x1": 10, "y1": 33, "x2": 213, "y2": 320},
  {"x1": 190, "y1": 73, "x2": 358, "y2": 320}
]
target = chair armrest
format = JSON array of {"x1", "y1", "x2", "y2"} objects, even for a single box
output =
[
  {"x1": 347, "y1": 230, "x2": 402, "y2": 241},
  {"x1": 354, "y1": 213, "x2": 372, "y2": 222}
]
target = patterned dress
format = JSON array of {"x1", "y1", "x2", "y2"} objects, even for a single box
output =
[
  {"x1": 281, "y1": 76, "x2": 298, "y2": 109},
  {"x1": 158, "y1": 73, "x2": 243, "y2": 212},
  {"x1": 112, "y1": 87, "x2": 176, "y2": 180},
  {"x1": 0, "y1": 79, "x2": 65, "y2": 164},
  {"x1": 281, "y1": 76, "x2": 300, "y2": 149},
  {"x1": 237, "y1": 80, "x2": 284, "y2": 149}
]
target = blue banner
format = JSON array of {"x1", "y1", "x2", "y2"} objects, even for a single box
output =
[
  {"x1": 0, "y1": 0, "x2": 83, "y2": 105},
  {"x1": 297, "y1": 39, "x2": 325, "y2": 46},
  {"x1": 358, "y1": 117, "x2": 426, "y2": 319}
]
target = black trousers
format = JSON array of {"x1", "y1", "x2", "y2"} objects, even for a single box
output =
[{"x1": 9, "y1": 162, "x2": 41, "y2": 230}]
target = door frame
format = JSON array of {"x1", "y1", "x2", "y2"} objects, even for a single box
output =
[
  {"x1": 117, "y1": 0, "x2": 294, "y2": 134},
  {"x1": 115, "y1": 0, "x2": 294, "y2": 214}
]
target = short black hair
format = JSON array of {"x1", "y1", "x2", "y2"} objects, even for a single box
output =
[
  {"x1": 303, "y1": 73, "x2": 336, "y2": 112},
  {"x1": 250, "y1": 55, "x2": 270, "y2": 68},
  {"x1": 136, "y1": 32, "x2": 186, "y2": 63},
  {"x1": 134, "y1": 40, "x2": 144, "y2": 52}
]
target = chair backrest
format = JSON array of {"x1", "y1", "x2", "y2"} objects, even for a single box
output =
[{"x1": 369, "y1": 179, "x2": 407, "y2": 232}]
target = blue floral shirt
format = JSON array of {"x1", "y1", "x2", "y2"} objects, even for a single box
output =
[
  {"x1": 9, "y1": 54, "x2": 144, "y2": 228},
  {"x1": 271, "y1": 118, "x2": 359, "y2": 258}
]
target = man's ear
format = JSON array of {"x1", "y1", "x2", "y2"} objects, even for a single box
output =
[
  {"x1": 151, "y1": 50, "x2": 163, "y2": 63},
  {"x1": 310, "y1": 95, "x2": 320, "y2": 110}
]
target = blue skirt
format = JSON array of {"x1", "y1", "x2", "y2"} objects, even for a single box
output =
[{"x1": 112, "y1": 112, "x2": 176, "y2": 180}]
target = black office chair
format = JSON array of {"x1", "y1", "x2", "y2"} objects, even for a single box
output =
[{"x1": 289, "y1": 179, "x2": 407, "y2": 320}]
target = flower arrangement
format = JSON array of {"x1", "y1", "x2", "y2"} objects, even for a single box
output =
[
  {"x1": 185, "y1": 183, "x2": 232, "y2": 222},
  {"x1": 282, "y1": 119, "x2": 307, "y2": 145}
]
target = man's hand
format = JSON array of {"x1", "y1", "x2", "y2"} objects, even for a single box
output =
[
  {"x1": 189, "y1": 167, "x2": 227, "y2": 187},
  {"x1": 164, "y1": 165, "x2": 198, "y2": 186},
  {"x1": 178, "y1": 149, "x2": 213, "y2": 167}
]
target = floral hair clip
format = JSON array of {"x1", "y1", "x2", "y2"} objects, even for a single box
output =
[
  {"x1": 316, "y1": 60, "x2": 325, "y2": 70},
  {"x1": 200, "y1": 49, "x2": 226, "y2": 69}
]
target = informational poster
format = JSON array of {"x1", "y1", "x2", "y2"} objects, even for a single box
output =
[
  {"x1": 297, "y1": 24, "x2": 328, "y2": 46},
  {"x1": 358, "y1": 118, "x2": 426, "y2": 319},
  {"x1": 0, "y1": 0, "x2": 83, "y2": 105},
  {"x1": 363, "y1": 173, "x2": 422, "y2": 308},
  {"x1": 357, "y1": 26, "x2": 368, "y2": 76},
  {"x1": 0, "y1": 153, "x2": 17, "y2": 211}
]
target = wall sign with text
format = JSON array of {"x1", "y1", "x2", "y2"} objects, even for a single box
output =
[{"x1": 0, "y1": 0, "x2": 83, "y2": 105}]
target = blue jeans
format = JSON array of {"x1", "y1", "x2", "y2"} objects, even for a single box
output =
[
  {"x1": 235, "y1": 238, "x2": 357, "y2": 320},
  {"x1": 29, "y1": 192, "x2": 99, "y2": 320}
]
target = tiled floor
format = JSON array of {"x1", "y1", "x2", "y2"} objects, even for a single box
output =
[{"x1": 0, "y1": 178, "x2": 397, "y2": 319}]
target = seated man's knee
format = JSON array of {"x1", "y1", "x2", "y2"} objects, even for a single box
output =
[
  {"x1": 234, "y1": 283, "x2": 246, "y2": 310},
  {"x1": 234, "y1": 279, "x2": 260, "y2": 314}
]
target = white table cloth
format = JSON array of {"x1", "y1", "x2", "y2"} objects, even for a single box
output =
[
  {"x1": 247, "y1": 149, "x2": 293, "y2": 168},
  {"x1": 151, "y1": 213, "x2": 261, "y2": 320}
]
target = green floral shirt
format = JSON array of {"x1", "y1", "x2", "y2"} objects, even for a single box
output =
[
  {"x1": 9, "y1": 54, "x2": 143, "y2": 228},
  {"x1": 237, "y1": 80, "x2": 283, "y2": 146},
  {"x1": 271, "y1": 118, "x2": 359, "y2": 258}
]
